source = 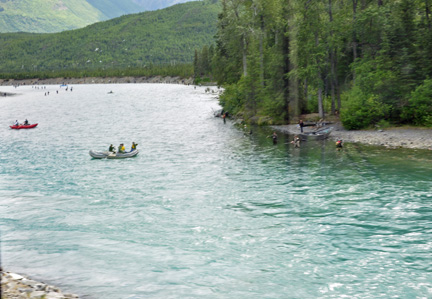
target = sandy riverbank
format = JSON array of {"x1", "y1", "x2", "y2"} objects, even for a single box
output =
[{"x1": 273, "y1": 122, "x2": 432, "y2": 150}]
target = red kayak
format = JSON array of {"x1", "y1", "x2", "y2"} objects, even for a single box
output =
[{"x1": 10, "y1": 123, "x2": 38, "y2": 129}]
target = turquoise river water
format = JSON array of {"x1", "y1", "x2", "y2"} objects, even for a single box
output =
[{"x1": 0, "y1": 83, "x2": 431, "y2": 298}]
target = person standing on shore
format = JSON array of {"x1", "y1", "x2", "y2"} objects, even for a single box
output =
[{"x1": 299, "y1": 119, "x2": 304, "y2": 133}]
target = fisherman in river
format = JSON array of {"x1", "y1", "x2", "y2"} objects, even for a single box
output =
[
  {"x1": 336, "y1": 139, "x2": 343, "y2": 150},
  {"x1": 267, "y1": 132, "x2": 278, "y2": 145},
  {"x1": 291, "y1": 135, "x2": 301, "y2": 148}
]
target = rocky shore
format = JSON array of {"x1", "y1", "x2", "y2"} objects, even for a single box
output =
[
  {"x1": 273, "y1": 122, "x2": 432, "y2": 150},
  {"x1": 1, "y1": 271, "x2": 79, "y2": 299}
]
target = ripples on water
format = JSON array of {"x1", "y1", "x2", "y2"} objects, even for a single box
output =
[{"x1": 0, "y1": 84, "x2": 431, "y2": 298}]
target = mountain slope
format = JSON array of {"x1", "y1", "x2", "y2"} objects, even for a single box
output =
[
  {"x1": 0, "y1": 0, "x2": 105, "y2": 33},
  {"x1": 133, "y1": 0, "x2": 195, "y2": 11},
  {"x1": 0, "y1": 1, "x2": 220, "y2": 73},
  {"x1": 0, "y1": 0, "x2": 197, "y2": 33},
  {"x1": 86, "y1": 0, "x2": 143, "y2": 19}
]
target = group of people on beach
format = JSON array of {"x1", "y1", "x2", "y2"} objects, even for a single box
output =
[{"x1": 108, "y1": 142, "x2": 138, "y2": 153}]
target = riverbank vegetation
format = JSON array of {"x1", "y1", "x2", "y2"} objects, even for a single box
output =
[
  {"x1": 0, "y1": 63, "x2": 194, "y2": 81},
  {"x1": 195, "y1": 0, "x2": 432, "y2": 129}
]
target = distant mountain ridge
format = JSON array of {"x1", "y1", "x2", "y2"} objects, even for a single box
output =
[
  {"x1": 0, "y1": 0, "x2": 195, "y2": 33},
  {"x1": 0, "y1": 1, "x2": 220, "y2": 73}
]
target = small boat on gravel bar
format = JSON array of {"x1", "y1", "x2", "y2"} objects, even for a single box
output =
[
  {"x1": 299, "y1": 127, "x2": 333, "y2": 141},
  {"x1": 89, "y1": 149, "x2": 139, "y2": 159},
  {"x1": 10, "y1": 123, "x2": 38, "y2": 129}
]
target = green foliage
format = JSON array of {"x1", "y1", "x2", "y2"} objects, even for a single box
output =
[
  {"x1": 340, "y1": 86, "x2": 390, "y2": 130},
  {"x1": 0, "y1": 1, "x2": 220, "y2": 75},
  {"x1": 376, "y1": 119, "x2": 391, "y2": 129},
  {"x1": 194, "y1": 45, "x2": 215, "y2": 80},
  {"x1": 211, "y1": 0, "x2": 432, "y2": 128},
  {"x1": 218, "y1": 79, "x2": 247, "y2": 116},
  {"x1": 0, "y1": 64, "x2": 194, "y2": 80},
  {"x1": 402, "y1": 79, "x2": 432, "y2": 126}
]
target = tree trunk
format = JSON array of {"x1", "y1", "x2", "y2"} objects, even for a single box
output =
[
  {"x1": 335, "y1": 53, "x2": 341, "y2": 112},
  {"x1": 426, "y1": 0, "x2": 431, "y2": 31},
  {"x1": 315, "y1": 32, "x2": 324, "y2": 118},
  {"x1": 352, "y1": 0, "x2": 358, "y2": 84},
  {"x1": 318, "y1": 85, "x2": 324, "y2": 118},
  {"x1": 283, "y1": 23, "x2": 292, "y2": 121},
  {"x1": 242, "y1": 34, "x2": 248, "y2": 77},
  {"x1": 259, "y1": 15, "x2": 265, "y2": 88},
  {"x1": 329, "y1": 0, "x2": 336, "y2": 115}
]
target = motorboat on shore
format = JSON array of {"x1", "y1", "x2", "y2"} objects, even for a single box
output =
[
  {"x1": 89, "y1": 149, "x2": 139, "y2": 159},
  {"x1": 299, "y1": 127, "x2": 333, "y2": 141},
  {"x1": 10, "y1": 123, "x2": 38, "y2": 129}
]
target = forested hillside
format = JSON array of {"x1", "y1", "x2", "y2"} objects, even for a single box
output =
[
  {"x1": 0, "y1": 0, "x2": 196, "y2": 33},
  {"x1": 0, "y1": 0, "x2": 104, "y2": 33},
  {"x1": 204, "y1": 0, "x2": 432, "y2": 128},
  {"x1": 0, "y1": 1, "x2": 219, "y2": 74}
]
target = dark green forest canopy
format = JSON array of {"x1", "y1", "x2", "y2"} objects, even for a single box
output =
[
  {"x1": 206, "y1": 0, "x2": 432, "y2": 128},
  {"x1": 0, "y1": 1, "x2": 219, "y2": 73}
]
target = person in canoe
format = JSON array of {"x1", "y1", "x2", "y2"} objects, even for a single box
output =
[
  {"x1": 14, "y1": 120, "x2": 19, "y2": 126},
  {"x1": 118, "y1": 143, "x2": 125, "y2": 153},
  {"x1": 130, "y1": 142, "x2": 138, "y2": 152},
  {"x1": 24, "y1": 119, "x2": 29, "y2": 125},
  {"x1": 109, "y1": 144, "x2": 116, "y2": 153}
]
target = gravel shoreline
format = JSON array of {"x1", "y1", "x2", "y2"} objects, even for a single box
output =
[
  {"x1": 0, "y1": 76, "x2": 194, "y2": 87},
  {"x1": 272, "y1": 123, "x2": 432, "y2": 150}
]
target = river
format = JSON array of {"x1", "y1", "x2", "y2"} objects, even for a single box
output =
[{"x1": 0, "y1": 83, "x2": 431, "y2": 298}]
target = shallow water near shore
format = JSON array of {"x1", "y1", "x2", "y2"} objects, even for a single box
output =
[{"x1": 1, "y1": 84, "x2": 431, "y2": 298}]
